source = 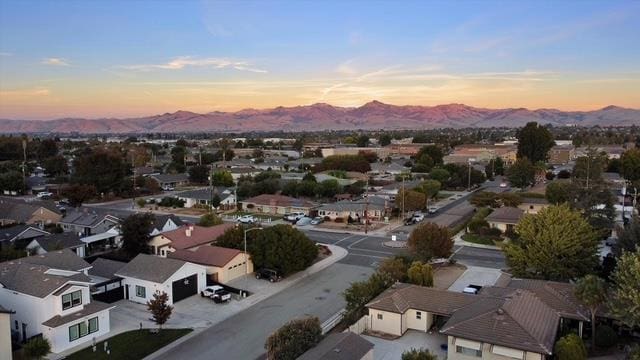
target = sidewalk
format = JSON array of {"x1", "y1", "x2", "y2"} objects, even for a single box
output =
[
  {"x1": 298, "y1": 223, "x2": 397, "y2": 237},
  {"x1": 453, "y1": 230, "x2": 501, "y2": 250}
]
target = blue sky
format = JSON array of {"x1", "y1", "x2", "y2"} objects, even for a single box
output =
[{"x1": 1, "y1": 0, "x2": 639, "y2": 119}]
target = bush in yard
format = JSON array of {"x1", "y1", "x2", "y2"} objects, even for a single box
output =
[
  {"x1": 401, "y1": 348, "x2": 437, "y2": 360},
  {"x1": 136, "y1": 198, "x2": 147, "y2": 208},
  {"x1": 468, "y1": 218, "x2": 489, "y2": 234},
  {"x1": 377, "y1": 256, "x2": 410, "y2": 282},
  {"x1": 23, "y1": 336, "x2": 51, "y2": 359},
  {"x1": 198, "y1": 213, "x2": 223, "y2": 227},
  {"x1": 408, "y1": 222, "x2": 453, "y2": 261},
  {"x1": 595, "y1": 325, "x2": 617, "y2": 348},
  {"x1": 265, "y1": 317, "x2": 322, "y2": 360},
  {"x1": 334, "y1": 217, "x2": 344, "y2": 223},
  {"x1": 252, "y1": 225, "x2": 318, "y2": 276},
  {"x1": 555, "y1": 333, "x2": 587, "y2": 360},
  {"x1": 158, "y1": 197, "x2": 185, "y2": 208},
  {"x1": 343, "y1": 272, "x2": 393, "y2": 324},
  {"x1": 407, "y1": 261, "x2": 434, "y2": 287},
  {"x1": 147, "y1": 291, "x2": 173, "y2": 330}
]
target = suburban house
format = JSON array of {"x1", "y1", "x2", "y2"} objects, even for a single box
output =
[
  {"x1": 0, "y1": 250, "x2": 113, "y2": 354},
  {"x1": 240, "y1": 194, "x2": 316, "y2": 215},
  {"x1": 365, "y1": 280, "x2": 592, "y2": 360},
  {"x1": 26, "y1": 232, "x2": 86, "y2": 257},
  {"x1": 317, "y1": 199, "x2": 388, "y2": 222},
  {"x1": 149, "y1": 173, "x2": 189, "y2": 189},
  {"x1": 175, "y1": 187, "x2": 236, "y2": 210},
  {"x1": 148, "y1": 223, "x2": 234, "y2": 257},
  {"x1": 0, "y1": 225, "x2": 50, "y2": 249},
  {"x1": 59, "y1": 209, "x2": 122, "y2": 256},
  {"x1": 87, "y1": 258, "x2": 127, "y2": 303},
  {"x1": 485, "y1": 207, "x2": 524, "y2": 233},
  {"x1": 168, "y1": 246, "x2": 253, "y2": 283},
  {"x1": 0, "y1": 305, "x2": 13, "y2": 360},
  {"x1": 0, "y1": 198, "x2": 62, "y2": 227},
  {"x1": 298, "y1": 332, "x2": 374, "y2": 360},
  {"x1": 149, "y1": 214, "x2": 184, "y2": 236},
  {"x1": 518, "y1": 197, "x2": 550, "y2": 215},
  {"x1": 368, "y1": 162, "x2": 410, "y2": 176},
  {"x1": 115, "y1": 254, "x2": 207, "y2": 305},
  {"x1": 547, "y1": 145, "x2": 575, "y2": 165},
  {"x1": 228, "y1": 167, "x2": 262, "y2": 181}
]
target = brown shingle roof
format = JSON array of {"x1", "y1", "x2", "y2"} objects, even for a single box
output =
[
  {"x1": 485, "y1": 207, "x2": 524, "y2": 224},
  {"x1": 241, "y1": 194, "x2": 316, "y2": 208},
  {"x1": 298, "y1": 332, "x2": 373, "y2": 360},
  {"x1": 169, "y1": 246, "x2": 242, "y2": 267},
  {"x1": 505, "y1": 279, "x2": 590, "y2": 321},
  {"x1": 161, "y1": 224, "x2": 234, "y2": 250},
  {"x1": 366, "y1": 283, "x2": 477, "y2": 315}
]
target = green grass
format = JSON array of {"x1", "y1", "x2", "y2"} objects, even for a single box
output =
[
  {"x1": 462, "y1": 233, "x2": 501, "y2": 246},
  {"x1": 65, "y1": 328, "x2": 192, "y2": 360}
]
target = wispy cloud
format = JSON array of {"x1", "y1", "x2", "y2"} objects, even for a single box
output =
[
  {"x1": 119, "y1": 56, "x2": 267, "y2": 73},
  {"x1": 0, "y1": 87, "x2": 50, "y2": 98},
  {"x1": 0, "y1": 52, "x2": 12, "y2": 57},
  {"x1": 42, "y1": 58, "x2": 70, "y2": 66}
]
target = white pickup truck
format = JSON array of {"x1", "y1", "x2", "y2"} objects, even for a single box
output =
[{"x1": 200, "y1": 286, "x2": 231, "y2": 303}]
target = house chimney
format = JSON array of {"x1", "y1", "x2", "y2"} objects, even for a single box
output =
[{"x1": 185, "y1": 228, "x2": 192, "y2": 237}]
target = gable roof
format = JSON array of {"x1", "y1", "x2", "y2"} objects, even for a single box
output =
[
  {"x1": 502, "y1": 278, "x2": 589, "y2": 321},
  {"x1": 241, "y1": 194, "x2": 316, "y2": 208},
  {"x1": 150, "y1": 173, "x2": 189, "y2": 183},
  {"x1": 0, "y1": 258, "x2": 91, "y2": 298},
  {"x1": 0, "y1": 224, "x2": 49, "y2": 242},
  {"x1": 366, "y1": 283, "x2": 477, "y2": 315},
  {"x1": 30, "y1": 232, "x2": 84, "y2": 251},
  {"x1": 21, "y1": 249, "x2": 91, "y2": 271},
  {"x1": 42, "y1": 301, "x2": 113, "y2": 328},
  {"x1": 175, "y1": 187, "x2": 233, "y2": 202},
  {"x1": 115, "y1": 254, "x2": 188, "y2": 283},
  {"x1": 318, "y1": 199, "x2": 386, "y2": 213},
  {"x1": 161, "y1": 224, "x2": 234, "y2": 250},
  {"x1": 485, "y1": 207, "x2": 524, "y2": 224},
  {"x1": 168, "y1": 246, "x2": 242, "y2": 267},
  {"x1": 60, "y1": 208, "x2": 122, "y2": 227},
  {"x1": 152, "y1": 214, "x2": 185, "y2": 231},
  {"x1": 88, "y1": 258, "x2": 127, "y2": 279},
  {"x1": 298, "y1": 332, "x2": 373, "y2": 360},
  {"x1": 0, "y1": 198, "x2": 61, "y2": 223}
]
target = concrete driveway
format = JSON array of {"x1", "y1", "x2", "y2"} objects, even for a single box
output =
[
  {"x1": 448, "y1": 266, "x2": 504, "y2": 292},
  {"x1": 363, "y1": 330, "x2": 449, "y2": 360}
]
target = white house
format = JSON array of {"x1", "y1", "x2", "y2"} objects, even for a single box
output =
[
  {"x1": 175, "y1": 187, "x2": 236, "y2": 210},
  {"x1": 149, "y1": 214, "x2": 184, "y2": 236},
  {"x1": 115, "y1": 254, "x2": 207, "y2": 305},
  {"x1": 0, "y1": 250, "x2": 114, "y2": 354},
  {"x1": 0, "y1": 306, "x2": 13, "y2": 360}
]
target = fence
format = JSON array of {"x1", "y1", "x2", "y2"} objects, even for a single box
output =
[
  {"x1": 321, "y1": 309, "x2": 345, "y2": 335},
  {"x1": 348, "y1": 315, "x2": 370, "y2": 335}
]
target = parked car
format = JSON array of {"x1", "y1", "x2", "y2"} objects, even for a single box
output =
[
  {"x1": 463, "y1": 285, "x2": 483, "y2": 295},
  {"x1": 412, "y1": 212, "x2": 425, "y2": 222},
  {"x1": 295, "y1": 217, "x2": 312, "y2": 226},
  {"x1": 310, "y1": 216, "x2": 324, "y2": 225},
  {"x1": 36, "y1": 191, "x2": 53, "y2": 199},
  {"x1": 499, "y1": 182, "x2": 508, "y2": 188},
  {"x1": 404, "y1": 217, "x2": 416, "y2": 226},
  {"x1": 201, "y1": 286, "x2": 231, "y2": 303},
  {"x1": 427, "y1": 206, "x2": 439, "y2": 214},
  {"x1": 284, "y1": 212, "x2": 305, "y2": 222},
  {"x1": 57, "y1": 199, "x2": 70, "y2": 206},
  {"x1": 162, "y1": 185, "x2": 175, "y2": 191},
  {"x1": 237, "y1": 215, "x2": 256, "y2": 224},
  {"x1": 255, "y1": 268, "x2": 281, "y2": 282}
]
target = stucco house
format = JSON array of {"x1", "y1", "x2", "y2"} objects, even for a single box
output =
[
  {"x1": 60, "y1": 209, "x2": 123, "y2": 256},
  {"x1": 0, "y1": 306, "x2": 13, "y2": 360},
  {"x1": 317, "y1": 198, "x2": 388, "y2": 222},
  {"x1": 0, "y1": 198, "x2": 62, "y2": 227},
  {"x1": 518, "y1": 197, "x2": 550, "y2": 215},
  {"x1": 168, "y1": 246, "x2": 253, "y2": 283},
  {"x1": 175, "y1": 187, "x2": 236, "y2": 210},
  {"x1": 148, "y1": 223, "x2": 234, "y2": 257},
  {"x1": 149, "y1": 173, "x2": 189, "y2": 189},
  {"x1": 115, "y1": 254, "x2": 207, "y2": 305},
  {"x1": 240, "y1": 194, "x2": 316, "y2": 215},
  {"x1": 0, "y1": 225, "x2": 50, "y2": 249},
  {"x1": 0, "y1": 250, "x2": 113, "y2": 354},
  {"x1": 485, "y1": 207, "x2": 524, "y2": 233}
]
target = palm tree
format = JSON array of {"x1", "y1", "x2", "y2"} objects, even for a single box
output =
[{"x1": 575, "y1": 274, "x2": 607, "y2": 349}]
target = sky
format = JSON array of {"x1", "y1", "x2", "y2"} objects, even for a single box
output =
[{"x1": 1, "y1": 0, "x2": 639, "y2": 120}]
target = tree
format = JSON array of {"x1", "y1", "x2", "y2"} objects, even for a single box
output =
[
  {"x1": 615, "y1": 217, "x2": 640, "y2": 256},
  {"x1": 35, "y1": 138, "x2": 58, "y2": 160},
  {"x1": 121, "y1": 213, "x2": 155, "y2": 257},
  {"x1": 408, "y1": 222, "x2": 453, "y2": 261},
  {"x1": 136, "y1": 198, "x2": 146, "y2": 208},
  {"x1": 73, "y1": 149, "x2": 129, "y2": 194},
  {"x1": 42, "y1": 155, "x2": 68, "y2": 177},
  {"x1": 0, "y1": 170, "x2": 24, "y2": 192},
  {"x1": 343, "y1": 272, "x2": 393, "y2": 324},
  {"x1": 211, "y1": 170, "x2": 234, "y2": 187},
  {"x1": 63, "y1": 184, "x2": 97, "y2": 206},
  {"x1": 23, "y1": 336, "x2": 51, "y2": 359},
  {"x1": 316, "y1": 155, "x2": 371, "y2": 173},
  {"x1": 470, "y1": 191, "x2": 498, "y2": 207},
  {"x1": 499, "y1": 193, "x2": 522, "y2": 207},
  {"x1": 504, "y1": 204, "x2": 599, "y2": 281},
  {"x1": 378, "y1": 256, "x2": 409, "y2": 282},
  {"x1": 429, "y1": 168, "x2": 450, "y2": 183},
  {"x1": 575, "y1": 275, "x2": 607, "y2": 349},
  {"x1": 507, "y1": 158, "x2": 536, "y2": 188},
  {"x1": 302, "y1": 172, "x2": 317, "y2": 182},
  {"x1": 198, "y1": 213, "x2": 223, "y2": 227},
  {"x1": 188, "y1": 165, "x2": 209, "y2": 184},
  {"x1": 316, "y1": 179, "x2": 341, "y2": 198},
  {"x1": 609, "y1": 250, "x2": 640, "y2": 328},
  {"x1": 554, "y1": 333, "x2": 587, "y2": 360},
  {"x1": 416, "y1": 145, "x2": 443, "y2": 165},
  {"x1": 416, "y1": 180, "x2": 441, "y2": 208},
  {"x1": 147, "y1": 291, "x2": 173, "y2": 329},
  {"x1": 545, "y1": 181, "x2": 572, "y2": 204},
  {"x1": 379, "y1": 133, "x2": 392, "y2": 146},
  {"x1": 621, "y1": 148, "x2": 640, "y2": 182},
  {"x1": 215, "y1": 226, "x2": 248, "y2": 249},
  {"x1": 251, "y1": 225, "x2": 318, "y2": 275},
  {"x1": 407, "y1": 262, "x2": 434, "y2": 287},
  {"x1": 401, "y1": 348, "x2": 438, "y2": 360},
  {"x1": 396, "y1": 189, "x2": 426, "y2": 212},
  {"x1": 265, "y1": 317, "x2": 322, "y2": 360},
  {"x1": 516, "y1": 122, "x2": 554, "y2": 163}
]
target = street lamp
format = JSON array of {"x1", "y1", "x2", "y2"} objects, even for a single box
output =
[{"x1": 243, "y1": 226, "x2": 263, "y2": 296}]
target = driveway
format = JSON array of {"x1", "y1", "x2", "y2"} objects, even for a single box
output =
[
  {"x1": 363, "y1": 330, "x2": 449, "y2": 360},
  {"x1": 448, "y1": 266, "x2": 504, "y2": 292}
]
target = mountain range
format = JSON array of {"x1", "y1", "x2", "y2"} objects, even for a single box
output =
[{"x1": 0, "y1": 101, "x2": 638, "y2": 134}]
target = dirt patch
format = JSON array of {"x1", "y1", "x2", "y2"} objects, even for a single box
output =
[
  {"x1": 362, "y1": 330, "x2": 400, "y2": 340},
  {"x1": 433, "y1": 263, "x2": 467, "y2": 290},
  {"x1": 312, "y1": 244, "x2": 333, "y2": 264}
]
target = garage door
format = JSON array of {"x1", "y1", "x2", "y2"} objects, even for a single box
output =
[{"x1": 172, "y1": 274, "x2": 198, "y2": 303}]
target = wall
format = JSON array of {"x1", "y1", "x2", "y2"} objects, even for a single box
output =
[
  {"x1": 43, "y1": 309, "x2": 111, "y2": 354},
  {"x1": 121, "y1": 263, "x2": 207, "y2": 305},
  {"x1": 404, "y1": 309, "x2": 432, "y2": 332},
  {"x1": 148, "y1": 235, "x2": 171, "y2": 256},
  {"x1": 28, "y1": 208, "x2": 62, "y2": 226},
  {"x1": 447, "y1": 336, "x2": 544, "y2": 360},
  {"x1": 368, "y1": 309, "x2": 403, "y2": 337},
  {"x1": 0, "y1": 312, "x2": 12, "y2": 360},
  {"x1": 216, "y1": 253, "x2": 254, "y2": 283},
  {"x1": 0, "y1": 288, "x2": 47, "y2": 342}
]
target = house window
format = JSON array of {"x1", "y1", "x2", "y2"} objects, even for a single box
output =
[
  {"x1": 136, "y1": 285, "x2": 146, "y2": 298},
  {"x1": 456, "y1": 346, "x2": 482, "y2": 357},
  {"x1": 377, "y1": 313, "x2": 383, "y2": 320},
  {"x1": 88, "y1": 317, "x2": 99, "y2": 334},
  {"x1": 416, "y1": 311, "x2": 422, "y2": 320},
  {"x1": 14, "y1": 320, "x2": 18, "y2": 330},
  {"x1": 62, "y1": 290, "x2": 82, "y2": 310},
  {"x1": 529, "y1": 205, "x2": 534, "y2": 210}
]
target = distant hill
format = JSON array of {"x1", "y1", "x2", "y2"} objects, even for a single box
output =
[{"x1": 1, "y1": 101, "x2": 638, "y2": 134}]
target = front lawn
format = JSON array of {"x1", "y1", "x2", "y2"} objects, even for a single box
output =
[
  {"x1": 65, "y1": 328, "x2": 192, "y2": 360},
  {"x1": 462, "y1": 233, "x2": 501, "y2": 246}
]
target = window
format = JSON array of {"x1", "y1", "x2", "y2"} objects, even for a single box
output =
[
  {"x1": 377, "y1": 313, "x2": 383, "y2": 320},
  {"x1": 136, "y1": 285, "x2": 146, "y2": 298},
  {"x1": 62, "y1": 290, "x2": 82, "y2": 310},
  {"x1": 69, "y1": 324, "x2": 80, "y2": 341},
  {"x1": 456, "y1": 346, "x2": 482, "y2": 357},
  {"x1": 88, "y1": 317, "x2": 99, "y2": 334},
  {"x1": 416, "y1": 311, "x2": 422, "y2": 320}
]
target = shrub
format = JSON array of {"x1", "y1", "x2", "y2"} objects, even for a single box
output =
[
  {"x1": 402, "y1": 348, "x2": 437, "y2": 360},
  {"x1": 158, "y1": 197, "x2": 185, "y2": 208},
  {"x1": 595, "y1": 325, "x2": 617, "y2": 348},
  {"x1": 323, "y1": 216, "x2": 331, "y2": 221},
  {"x1": 334, "y1": 217, "x2": 344, "y2": 223},
  {"x1": 265, "y1": 317, "x2": 322, "y2": 360},
  {"x1": 23, "y1": 336, "x2": 51, "y2": 359},
  {"x1": 468, "y1": 218, "x2": 489, "y2": 234},
  {"x1": 555, "y1": 333, "x2": 587, "y2": 360}
]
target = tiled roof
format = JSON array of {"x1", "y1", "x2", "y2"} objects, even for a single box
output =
[
  {"x1": 150, "y1": 173, "x2": 189, "y2": 183},
  {"x1": 60, "y1": 208, "x2": 123, "y2": 227},
  {"x1": 241, "y1": 194, "x2": 316, "y2": 208},
  {"x1": 152, "y1": 214, "x2": 185, "y2": 230},
  {"x1": 318, "y1": 200, "x2": 386, "y2": 212},
  {"x1": 42, "y1": 301, "x2": 113, "y2": 328},
  {"x1": 298, "y1": 332, "x2": 373, "y2": 360},
  {"x1": 366, "y1": 283, "x2": 477, "y2": 315},
  {"x1": 0, "y1": 198, "x2": 61, "y2": 223},
  {"x1": 485, "y1": 207, "x2": 524, "y2": 224},
  {"x1": 169, "y1": 246, "x2": 242, "y2": 267},
  {"x1": 115, "y1": 254, "x2": 187, "y2": 284},
  {"x1": 162, "y1": 224, "x2": 234, "y2": 250}
]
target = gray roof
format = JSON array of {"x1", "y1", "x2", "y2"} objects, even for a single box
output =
[
  {"x1": 298, "y1": 332, "x2": 373, "y2": 360},
  {"x1": 0, "y1": 259, "x2": 91, "y2": 298},
  {"x1": 318, "y1": 200, "x2": 386, "y2": 212},
  {"x1": 60, "y1": 208, "x2": 122, "y2": 227},
  {"x1": 42, "y1": 301, "x2": 113, "y2": 328},
  {"x1": 485, "y1": 207, "x2": 524, "y2": 224},
  {"x1": 0, "y1": 198, "x2": 61, "y2": 223},
  {"x1": 150, "y1": 173, "x2": 189, "y2": 183},
  {"x1": 22, "y1": 249, "x2": 91, "y2": 271},
  {"x1": 175, "y1": 187, "x2": 232, "y2": 201},
  {"x1": 152, "y1": 214, "x2": 185, "y2": 231},
  {"x1": 115, "y1": 254, "x2": 187, "y2": 283},
  {"x1": 88, "y1": 258, "x2": 127, "y2": 279},
  {"x1": 0, "y1": 225, "x2": 48, "y2": 242},
  {"x1": 31, "y1": 232, "x2": 84, "y2": 251}
]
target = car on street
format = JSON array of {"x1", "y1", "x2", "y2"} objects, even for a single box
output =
[
  {"x1": 201, "y1": 285, "x2": 231, "y2": 303},
  {"x1": 412, "y1": 212, "x2": 425, "y2": 222},
  {"x1": 427, "y1": 206, "x2": 438, "y2": 214},
  {"x1": 36, "y1": 191, "x2": 53, "y2": 199},
  {"x1": 237, "y1": 215, "x2": 256, "y2": 224},
  {"x1": 499, "y1": 182, "x2": 508, "y2": 188},
  {"x1": 310, "y1": 216, "x2": 324, "y2": 225},
  {"x1": 162, "y1": 185, "x2": 175, "y2": 191},
  {"x1": 255, "y1": 268, "x2": 281, "y2": 282},
  {"x1": 295, "y1": 217, "x2": 312, "y2": 226},
  {"x1": 284, "y1": 212, "x2": 305, "y2": 222}
]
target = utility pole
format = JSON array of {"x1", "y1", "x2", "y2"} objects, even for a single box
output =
[
  {"x1": 21, "y1": 138, "x2": 27, "y2": 194},
  {"x1": 401, "y1": 175, "x2": 406, "y2": 223},
  {"x1": 131, "y1": 153, "x2": 136, "y2": 208},
  {"x1": 364, "y1": 179, "x2": 369, "y2": 234},
  {"x1": 209, "y1": 163, "x2": 215, "y2": 213},
  {"x1": 467, "y1": 159, "x2": 472, "y2": 191}
]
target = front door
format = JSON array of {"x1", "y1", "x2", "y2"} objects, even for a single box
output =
[
  {"x1": 125, "y1": 284, "x2": 130, "y2": 300},
  {"x1": 21, "y1": 323, "x2": 27, "y2": 343}
]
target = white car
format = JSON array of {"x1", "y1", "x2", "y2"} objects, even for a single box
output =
[
  {"x1": 499, "y1": 183, "x2": 508, "y2": 188},
  {"x1": 200, "y1": 286, "x2": 231, "y2": 303},
  {"x1": 427, "y1": 206, "x2": 438, "y2": 214},
  {"x1": 295, "y1": 217, "x2": 312, "y2": 226},
  {"x1": 285, "y1": 212, "x2": 305, "y2": 222},
  {"x1": 412, "y1": 213, "x2": 425, "y2": 222},
  {"x1": 237, "y1": 215, "x2": 256, "y2": 224},
  {"x1": 162, "y1": 185, "x2": 175, "y2": 191},
  {"x1": 36, "y1": 191, "x2": 53, "y2": 198}
]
